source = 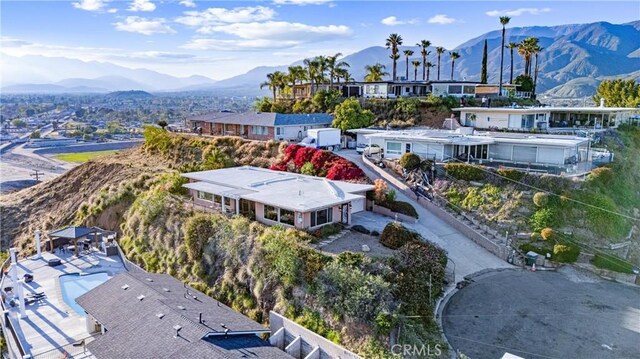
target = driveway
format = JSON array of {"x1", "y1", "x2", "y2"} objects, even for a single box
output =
[
  {"x1": 442, "y1": 267, "x2": 640, "y2": 359},
  {"x1": 341, "y1": 150, "x2": 511, "y2": 281}
]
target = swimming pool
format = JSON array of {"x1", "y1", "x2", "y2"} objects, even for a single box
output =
[{"x1": 59, "y1": 272, "x2": 110, "y2": 315}]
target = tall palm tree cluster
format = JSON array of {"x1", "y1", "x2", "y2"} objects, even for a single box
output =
[
  {"x1": 496, "y1": 16, "x2": 543, "y2": 96},
  {"x1": 261, "y1": 53, "x2": 351, "y2": 101}
]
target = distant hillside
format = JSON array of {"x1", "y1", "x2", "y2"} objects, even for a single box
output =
[
  {"x1": 106, "y1": 90, "x2": 154, "y2": 98},
  {"x1": 2, "y1": 20, "x2": 638, "y2": 97},
  {"x1": 542, "y1": 69, "x2": 640, "y2": 99}
]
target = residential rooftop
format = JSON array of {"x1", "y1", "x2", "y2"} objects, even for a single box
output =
[
  {"x1": 77, "y1": 272, "x2": 287, "y2": 359},
  {"x1": 182, "y1": 166, "x2": 373, "y2": 212},
  {"x1": 363, "y1": 128, "x2": 589, "y2": 147},
  {"x1": 452, "y1": 106, "x2": 640, "y2": 113},
  {"x1": 187, "y1": 112, "x2": 333, "y2": 127}
]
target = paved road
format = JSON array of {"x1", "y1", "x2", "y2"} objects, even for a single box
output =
[
  {"x1": 341, "y1": 150, "x2": 511, "y2": 281},
  {"x1": 442, "y1": 267, "x2": 640, "y2": 359}
]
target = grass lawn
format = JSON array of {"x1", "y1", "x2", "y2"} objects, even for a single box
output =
[
  {"x1": 53, "y1": 150, "x2": 119, "y2": 163},
  {"x1": 591, "y1": 253, "x2": 635, "y2": 274}
]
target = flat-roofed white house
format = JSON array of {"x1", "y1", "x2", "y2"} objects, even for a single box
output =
[
  {"x1": 454, "y1": 105, "x2": 640, "y2": 130},
  {"x1": 362, "y1": 128, "x2": 593, "y2": 174},
  {"x1": 182, "y1": 166, "x2": 373, "y2": 229}
]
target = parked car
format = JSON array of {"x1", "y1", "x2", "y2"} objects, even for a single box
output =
[{"x1": 356, "y1": 144, "x2": 383, "y2": 155}]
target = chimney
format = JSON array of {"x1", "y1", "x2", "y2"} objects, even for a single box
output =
[
  {"x1": 600, "y1": 98, "x2": 605, "y2": 108},
  {"x1": 173, "y1": 325, "x2": 182, "y2": 338}
]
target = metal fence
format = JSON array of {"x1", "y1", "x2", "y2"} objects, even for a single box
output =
[{"x1": 30, "y1": 335, "x2": 97, "y2": 359}]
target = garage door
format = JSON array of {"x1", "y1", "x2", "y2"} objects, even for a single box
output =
[{"x1": 351, "y1": 197, "x2": 365, "y2": 213}]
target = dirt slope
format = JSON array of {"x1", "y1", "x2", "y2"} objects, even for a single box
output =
[{"x1": 0, "y1": 148, "x2": 169, "y2": 253}]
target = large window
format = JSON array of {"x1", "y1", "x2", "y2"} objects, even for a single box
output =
[
  {"x1": 214, "y1": 195, "x2": 222, "y2": 204},
  {"x1": 264, "y1": 205, "x2": 278, "y2": 221},
  {"x1": 251, "y1": 126, "x2": 268, "y2": 135},
  {"x1": 311, "y1": 207, "x2": 333, "y2": 227},
  {"x1": 386, "y1": 142, "x2": 401, "y2": 155},
  {"x1": 197, "y1": 191, "x2": 213, "y2": 201},
  {"x1": 276, "y1": 127, "x2": 283, "y2": 136},
  {"x1": 280, "y1": 209, "x2": 295, "y2": 225}
]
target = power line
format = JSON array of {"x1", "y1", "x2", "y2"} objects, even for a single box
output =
[
  {"x1": 553, "y1": 231, "x2": 638, "y2": 269},
  {"x1": 443, "y1": 157, "x2": 639, "y2": 221}
]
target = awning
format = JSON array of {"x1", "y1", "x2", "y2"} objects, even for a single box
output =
[{"x1": 183, "y1": 182, "x2": 256, "y2": 199}]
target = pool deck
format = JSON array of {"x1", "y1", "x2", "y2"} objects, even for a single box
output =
[{"x1": 1, "y1": 250, "x2": 126, "y2": 357}]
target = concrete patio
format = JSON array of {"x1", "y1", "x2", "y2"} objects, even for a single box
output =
[{"x1": 1, "y1": 250, "x2": 125, "y2": 358}]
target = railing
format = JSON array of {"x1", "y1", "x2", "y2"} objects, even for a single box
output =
[
  {"x1": 113, "y1": 241, "x2": 146, "y2": 275},
  {"x1": 30, "y1": 335, "x2": 98, "y2": 359},
  {"x1": 0, "y1": 257, "x2": 29, "y2": 359}
]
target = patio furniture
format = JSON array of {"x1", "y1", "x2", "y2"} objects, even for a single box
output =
[{"x1": 23, "y1": 274, "x2": 33, "y2": 283}]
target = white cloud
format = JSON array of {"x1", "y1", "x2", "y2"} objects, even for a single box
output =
[
  {"x1": 107, "y1": 8, "x2": 118, "y2": 13},
  {"x1": 175, "y1": 6, "x2": 275, "y2": 28},
  {"x1": 199, "y1": 21, "x2": 351, "y2": 41},
  {"x1": 428, "y1": 14, "x2": 457, "y2": 25},
  {"x1": 273, "y1": 0, "x2": 333, "y2": 5},
  {"x1": 114, "y1": 17, "x2": 175, "y2": 35},
  {"x1": 182, "y1": 38, "x2": 300, "y2": 51},
  {"x1": 381, "y1": 16, "x2": 419, "y2": 26},
  {"x1": 183, "y1": 21, "x2": 352, "y2": 50},
  {"x1": 128, "y1": 0, "x2": 156, "y2": 12},
  {"x1": 486, "y1": 8, "x2": 551, "y2": 17},
  {"x1": 179, "y1": 0, "x2": 196, "y2": 8},
  {"x1": 72, "y1": 0, "x2": 108, "y2": 12}
]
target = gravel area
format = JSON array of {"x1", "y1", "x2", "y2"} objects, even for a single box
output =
[{"x1": 321, "y1": 231, "x2": 396, "y2": 257}]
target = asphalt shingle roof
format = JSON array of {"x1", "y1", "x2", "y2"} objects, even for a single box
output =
[
  {"x1": 48, "y1": 226, "x2": 97, "y2": 239},
  {"x1": 273, "y1": 113, "x2": 333, "y2": 126},
  {"x1": 77, "y1": 272, "x2": 288, "y2": 359}
]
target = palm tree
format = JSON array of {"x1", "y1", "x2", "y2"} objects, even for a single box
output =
[
  {"x1": 260, "y1": 71, "x2": 286, "y2": 101},
  {"x1": 517, "y1": 37, "x2": 539, "y2": 76},
  {"x1": 385, "y1": 33, "x2": 403, "y2": 81},
  {"x1": 364, "y1": 63, "x2": 389, "y2": 82},
  {"x1": 425, "y1": 61, "x2": 435, "y2": 81},
  {"x1": 335, "y1": 68, "x2": 353, "y2": 84},
  {"x1": 436, "y1": 47, "x2": 445, "y2": 80},
  {"x1": 449, "y1": 52, "x2": 460, "y2": 80},
  {"x1": 498, "y1": 16, "x2": 511, "y2": 96},
  {"x1": 417, "y1": 40, "x2": 431, "y2": 80},
  {"x1": 533, "y1": 46, "x2": 543, "y2": 97},
  {"x1": 287, "y1": 65, "x2": 306, "y2": 100},
  {"x1": 411, "y1": 60, "x2": 421, "y2": 81},
  {"x1": 315, "y1": 55, "x2": 329, "y2": 86},
  {"x1": 403, "y1": 49, "x2": 414, "y2": 80},
  {"x1": 327, "y1": 53, "x2": 350, "y2": 86},
  {"x1": 303, "y1": 58, "x2": 319, "y2": 92},
  {"x1": 506, "y1": 42, "x2": 519, "y2": 84}
]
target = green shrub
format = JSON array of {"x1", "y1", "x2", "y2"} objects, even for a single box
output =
[
  {"x1": 444, "y1": 163, "x2": 486, "y2": 181},
  {"x1": 582, "y1": 192, "x2": 629, "y2": 239},
  {"x1": 381, "y1": 200, "x2": 418, "y2": 218},
  {"x1": 587, "y1": 167, "x2": 614, "y2": 186},
  {"x1": 385, "y1": 190, "x2": 397, "y2": 203},
  {"x1": 294, "y1": 308, "x2": 342, "y2": 344},
  {"x1": 532, "y1": 192, "x2": 549, "y2": 207},
  {"x1": 530, "y1": 208, "x2": 558, "y2": 231},
  {"x1": 380, "y1": 222, "x2": 421, "y2": 249},
  {"x1": 496, "y1": 168, "x2": 525, "y2": 182},
  {"x1": 300, "y1": 162, "x2": 315, "y2": 175},
  {"x1": 183, "y1": 214, "x2": 215, "y2": 261},
  {"x1": 336, "y1": 252, "x2": 366, "y2": 268},
  {"x1": 519, "y1": 243, "x2": 553, "y2": 256},
  {"x1": 553, "y1": 244, "x2": 580, "y2": 263},
  {"x1": 591, "y1": 253, "x2": 635, "y2": 274},
  {"x1": 399, "y1": 153, "x2": 421, "y2": 171}
]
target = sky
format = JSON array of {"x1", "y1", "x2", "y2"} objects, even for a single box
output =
[{"x1": 1, "y1": 0, "x2": 639, "y2": 80}]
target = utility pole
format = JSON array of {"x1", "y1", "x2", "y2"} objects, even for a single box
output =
[{"x1": 30, "y1": 170, "x2": 44, "y2": 182}]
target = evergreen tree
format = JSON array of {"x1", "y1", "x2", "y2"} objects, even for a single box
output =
[{"x1": 481, "y1": 39, "x2": 488, "y2": 84}]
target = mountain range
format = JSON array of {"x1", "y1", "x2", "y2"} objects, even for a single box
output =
[{"x1": 2, "y1": 20, "x2": 639, "y2": 98}]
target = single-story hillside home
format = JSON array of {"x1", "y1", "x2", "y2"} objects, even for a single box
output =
[
  {"x1": 454, "y1": 105, "x2": 640, "y2": 130},
  {"x1": 361, "y1": 128, "x2": 594, "y2": 174},
  {"x1": 182, "y1": 166, "x2": 373, "y2": 229},
  {"x1": 188, "y1": 112, "x2": 333, "y2": 141}
]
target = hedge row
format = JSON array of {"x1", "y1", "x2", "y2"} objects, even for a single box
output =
[
  {"x1": 443, "y1": 163, "x2": 486, "y2": 181},
  {"x1": 380, "y1": 222, "x2": 422, "y2": 249}
]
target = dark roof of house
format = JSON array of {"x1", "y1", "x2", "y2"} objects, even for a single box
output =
[
  {"x1": 77, "y1": 272, "x2": 288, "y2": 359},
  {"x1": 48, "y1": 226, "x2": 97, "y2": 239},
  {"x1": 188, "y1": 112, "x2": 333, "y2": 127}
]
